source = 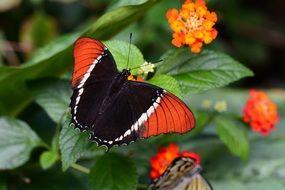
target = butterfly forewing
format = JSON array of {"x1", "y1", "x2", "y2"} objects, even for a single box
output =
[
  {"x1": 89, "y1": 81, "x2": 195, "y2": 148},
  {"x1": 70, "y1": 38, "x2": 119, "y2": 131},
  {"x1": 72, "y1": 37, "x2": 118, "y2": 88}
]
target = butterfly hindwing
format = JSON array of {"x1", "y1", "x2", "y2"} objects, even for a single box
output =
[
  {"x1": 126, "y1": 81, "x2": 195, "y2": 139},
  {"x1": 89, "y1": 81, "x2": 195, "y2": 148},
  {"x1": 185, "y1": 174, "x2": 212, "y2": 190}
]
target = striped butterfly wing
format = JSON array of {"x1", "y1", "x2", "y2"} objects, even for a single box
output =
[
  {"x1": 90, "y1": 81, "x2": 195, "y2": 148},
  {"x1": 184, "y1": 174, "x2": 212, "y2": 190},
  {"x1": 125, "y1": 82, "x2": 195, "y2": 140},
  {"x1": 149, "y1": 157, "x2": 213, "y2": 190},
  {"x1": 70, "y1": 37, "x2": 119, "y2": 131}
]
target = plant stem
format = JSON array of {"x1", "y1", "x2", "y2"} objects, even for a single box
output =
[
  {"x1": 71, "y1": 163, "x2": 90, "y2": 174},
  {"x1": 38, "y1": 141, "x2": 50, "y2": 149},
  {"x1": 52, "y1": 111, "x2": 68, "y2": 152}
]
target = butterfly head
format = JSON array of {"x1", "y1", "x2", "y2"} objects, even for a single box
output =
[{"x1": 121, "y1": 69, "x2": 131, "y2": 79}]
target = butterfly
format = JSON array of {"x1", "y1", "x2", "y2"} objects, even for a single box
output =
[
  {"x1": 70, "y1": 37, "x2": 195, "y2": 149},
  {"x1": 148, "y1": 157, "x2": 213, "y2": 190}
]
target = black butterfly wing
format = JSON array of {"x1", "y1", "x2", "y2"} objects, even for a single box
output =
[
  {"x1": 70, "y1": 37, "x2": 119, "y2": 131},
  {"x1": 90, "y1": 81, "x2": 195, "y2": 149}
]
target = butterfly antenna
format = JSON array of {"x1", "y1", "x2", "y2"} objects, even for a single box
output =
[
  {"x1": 152, "y1": 59, "x2": 163, "y2": 64},
  {"x1": 126, "y1": 33, "x2": 132, "y2": 70},
  {"x1": 130, "y1": 59, "x2": 164, "y2": 71}
]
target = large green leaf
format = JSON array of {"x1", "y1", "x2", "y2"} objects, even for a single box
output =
[
  {"x1": 158, "y1": 48, "x2": 253, "y2": 94},
  {"x1": 105, "y1": 40, "x2": 144, "y2": 72},
  {"x1": 59, "y1": 113, "x2": 89, "y2": 171},
  {"x1": 0, "y1": 0, "x2": 163, "y2": 116},
  {"x1": 28, "y1": 79, "x2": 71, "y2": 123},
  {"x1": 0, "y1": 34, "x2": 75, "y2": 116},
  {"x1": 89, "y1": 153, "x2": 137, "y2": 190},
  {"x1": 148, "y1": 74, "x2": 182, "y2": 98},
  {"x1": 215, "y1": 116, "x2": 249, "y2": 161},
  {"x1": 0, "y1": 117, "x2": 42, "y2": 169},
  {"x1": 109, "y1": 0, "x2": 149, "y2": 9},
  {"x1": 85, "y1": 0, "x2": 163, "y2": 39}
]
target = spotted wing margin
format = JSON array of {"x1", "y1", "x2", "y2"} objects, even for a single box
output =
[
  {"x1": 89, "y1": 81, "x2": 195, "y2": 149},
  {"x1": 72, "y1": 37, "x2": 118, "y2": 89},
  {"x1": 70, "y1": 37, "x2": 119, "y2": 131}
]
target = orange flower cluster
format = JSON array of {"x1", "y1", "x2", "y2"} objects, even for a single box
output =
[
  {"x1": 166, "y1": 0, "x2": 218, "y2": 53},
  {"x1": 149, "y1": 143, "x2": 201, "y2": 179},
  {"x1": 127, "y1": 74, "x2": 144, "y2": 82},
  {"x1": 243, "y1": 89, "x2": 279, "y2": 135}
]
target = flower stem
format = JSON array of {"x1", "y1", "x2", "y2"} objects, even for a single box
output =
[{"x1": 71, "y1": 163, "x2": 90, "y2": 174}]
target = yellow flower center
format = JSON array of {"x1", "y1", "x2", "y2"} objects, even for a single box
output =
[{"x1": 184, "y1": 12, "x2": 204, "y2": 32}]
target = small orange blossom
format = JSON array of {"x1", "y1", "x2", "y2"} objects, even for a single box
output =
[
  {"x1": 127, "y1": 74, "x2": 144, "y2": 82},
  {"x1": 166, "y1": 0, "x2": 218, "y2": 53},
  {"x1": 243, "y1": 89, "x2": 279, "y2": 135},
  {"x1": 149, "y1": 143, "x2": 201, "y2": 179}
]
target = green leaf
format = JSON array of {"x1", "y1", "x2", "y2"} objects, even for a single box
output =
[
  {"x1": 148, "y1": 74, "x2": 182, "y2": 98},
  {"x1": 0, "y1": 33, "x2": 76, "y2": 116},
  {"x1": 89, "y1": 153, "x2": 137, "y2": 190},
  {"x1": 85, "y1": 0, "x2": 163, "y2": 39},
  {"x1": 109, "y1": 0, "x2": 149, "y2": 9},
  {"x1": 0, "y1": 117, "x2": 42, "y2": 169},
  {"x1": 28, "y1": 78, "x2": 71, "y2": 123},
  {"x1": 40, "y1": 150, "x2": 58, "y2": 170},
  {"x1": 59, "y1": 113, "x2": 89, "y2": 171},
  {"x1": 105, "y1": 40, "x2": 144, "y2": 73},
  {"x1": 215, "y1": 116, "x2": 249, "y2": 161},
  {"x1": 0, "y1": 0, "x2": 162, "y2": 115},
  {"x1": 158, "y1": 48, "x2": 253, "y2": 93}
]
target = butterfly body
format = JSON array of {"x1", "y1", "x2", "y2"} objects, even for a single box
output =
[
  {"x1": 70, "y1": 37, "x2": 195, "y2": 149},
  {"x1": 96, "y1": 69, "x2": 130, "y2": 115}
]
